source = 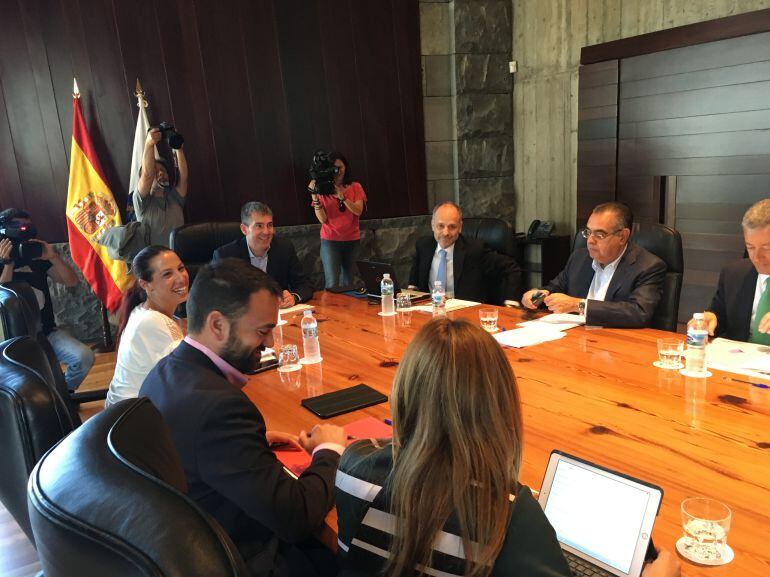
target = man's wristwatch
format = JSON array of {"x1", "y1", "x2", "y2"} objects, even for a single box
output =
[{"x1": 577, "y1": 299, "x2": 587, "y2": 316}]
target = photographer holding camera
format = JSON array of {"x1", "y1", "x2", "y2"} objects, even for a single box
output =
[
  {"x1": 134, "y1": 125, "x2": 188, "y2": 247},
  {"x1": 0, "y1": 208, "x2": 95, "y2": 391},
  {"x1": 308, "y1": 151, "x2": 367, "y2": 288}
]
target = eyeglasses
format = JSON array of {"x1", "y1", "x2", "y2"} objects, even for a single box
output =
[
  {"x1": 581, "y1": 227, "x2": 623, "y2": 241},
  {"x1": 338, "y1": 198, "x2": 346, "y2": 212}
]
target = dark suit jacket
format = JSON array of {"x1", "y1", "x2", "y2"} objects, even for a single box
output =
[
  {"x1": 544, "y1": 243, "x2": 666, "y2": 328},
  {"x1": 408, "y1": 234, "x2": 521, "y2": 304},
  {"x1": 213, "y1": 236, "x2": 314, "y2": 303},
  {"x1": 708, "y1": 259, "x2": 758, "y2": 342},
  {"x1": 139, "y1": 341, "x2": 339, "y2": 576}
]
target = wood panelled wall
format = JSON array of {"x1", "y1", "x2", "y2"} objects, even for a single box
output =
[
  {"x1": 615, "y1": 31, "x2": 770, "y2": 322},
  {"x1": 512, "y1": 0, "x2": 770, "y2": 235},
  {"x1": 0, "y1": 0, "x2": 426, "y2": 242}
]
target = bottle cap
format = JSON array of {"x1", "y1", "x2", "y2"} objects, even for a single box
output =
[
  {"x1": 383, "y1": 273, "x2": 390, "y2": 279},
  {"x1": 303, "y1": 310, "x2": 312, "y2": 316},
  {"x1": 693, "y1": 312, "x2": 704, "y2": 320},
  {"x1": 434, "y1": 280, "x2": 442, "y2": 287}
]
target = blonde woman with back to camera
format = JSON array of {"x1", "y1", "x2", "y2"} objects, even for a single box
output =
[
  {"x1": 335, "y1": 317, "x2": 680, "y2": 577},
  {"x1": 105, "y1": 245, "x2": 188, "y2": 407}
]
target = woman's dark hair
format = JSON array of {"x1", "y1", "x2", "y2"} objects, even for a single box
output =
[
  {"x1": 329, "y1": 151, "x2": 352, "y2": 185},
  {"x1": 116, "y1": 245, "x2": 174, "y2": 342}
]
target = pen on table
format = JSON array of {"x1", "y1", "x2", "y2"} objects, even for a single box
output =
[{"x1": 727, "y1": 377, "x2": 770, "y2": 389}]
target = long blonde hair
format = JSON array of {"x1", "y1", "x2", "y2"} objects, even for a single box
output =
[{"x1": 386, "y1": 317, "x2": 524, "y2": 577}]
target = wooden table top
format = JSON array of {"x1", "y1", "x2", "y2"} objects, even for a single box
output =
[{"x1": 242, "y1": 292, "x2": 770, "y2": 577}]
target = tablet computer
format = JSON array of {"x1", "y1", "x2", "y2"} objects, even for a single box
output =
[{"x1": 537, "y1": 451, "x2": 663, "y2": 577}]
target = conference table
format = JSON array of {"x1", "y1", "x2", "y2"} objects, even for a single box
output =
[{"x1": 242, "y1": 292, "x2": 770, "y2": 577}]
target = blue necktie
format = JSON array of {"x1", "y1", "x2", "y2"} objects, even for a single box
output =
[{"x1": 437, "y1": 249, "x2": 447, "y2": 289}]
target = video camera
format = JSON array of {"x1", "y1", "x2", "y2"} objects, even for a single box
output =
[
  {"x1": 308, "y1": 150, "x2": 338, "y2": 196},
  {"x1": 0, "y1": 222, "x2": 42, "y2": 261},
  {"x1": 158, "y1": 122, "x2": 184, "y2": 150}
]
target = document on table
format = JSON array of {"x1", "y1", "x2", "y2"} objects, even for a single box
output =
[
  {"x1": 411, "y1": 298, "x2": 480, "y2": 313},
  {"x1": 493, "y1": 327, "x2": 567, "y2": 348},
  {"x1": 518, "y1": 313, "x2": 585, "y2": 332},
  {"x1": 706, "y1": 337, "x2": 770, "y2": 379},
  {"x1": 279, "y1": 303, "x2": 314, "y2": 316}
]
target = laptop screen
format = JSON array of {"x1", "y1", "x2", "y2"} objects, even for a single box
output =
[{"x1": 543, "y1": 459, "x2": 651, "y2": 574}]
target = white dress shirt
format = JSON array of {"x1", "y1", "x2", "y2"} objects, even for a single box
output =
[
  {"x1": 750, "y1": 274, "x2": 770, "y2": 327},
  {"x1": 429, "y1": 242, "x2": 455, "y2": 298},
  {"x1": 587, "y1": 244, "x2": 628, "y2": 302},
  {"x1": 247, "y1": 243, "x2": 270, "y2": 273}
]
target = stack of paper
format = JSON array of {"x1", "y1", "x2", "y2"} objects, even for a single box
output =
[
  {"x1": 411, "y1": 298, "x2": 480, "y2": 313},
  {"x1": 280, "y1": 303, "x2": 314, "y2": 316},
  {"x1": 493, "y1": 326, "x2": 566, "y2": 348},
  {"x1": 707, "y1": 337, "x2": 770, "y2": 379},
  {"x1": 518, "y1": 313, "x2": 585, "y2": 331}
]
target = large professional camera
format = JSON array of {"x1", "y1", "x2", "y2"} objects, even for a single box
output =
[
  {"x1": 308, "y1": 150, "x2": 338, "y2": 196},
  {"x1": 0, "y1": 222, "x2": 42, "y2": 261},
  {"x1": 158, "y1": 121, "x2": 184, "y2": 150}
]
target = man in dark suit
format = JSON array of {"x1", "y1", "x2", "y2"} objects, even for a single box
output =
[
  {"x1": 408, "y1": 202, "x2": 521, "y2": 303},
  {"x1": 139, "y1": 259, "x2": 345, "y2": 577},
  {"x1": 705, "y1": 198, "x2": 770, "y2": 343},
  {"x1": 522, "y1": 202, "x2": 665, "y2": 328},
  {"x1": 213, "y1": 202, "x2": 313, "y2": 307}
]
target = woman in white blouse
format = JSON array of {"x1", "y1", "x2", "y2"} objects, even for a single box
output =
[{"x1": 105, "y1": 245, "x2": 189, "y2": 407}]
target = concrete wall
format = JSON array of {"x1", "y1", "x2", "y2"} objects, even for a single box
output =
[{"x1": 512, "y1": 0, "x2": 770, "y2": 235}]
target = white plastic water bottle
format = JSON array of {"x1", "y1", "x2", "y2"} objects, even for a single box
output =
[
  {"x1": 301, "y1": 310, "x2": 321, "y2": 363},
  {"x1": 380, "y1": 273, "x2": 395, "y2": 316},
  {"x1": 685, "y1": 312, "x2": 709, "y2": 374},
  {"x1": 432, "y1": 280, "x2": 446, "y2": 314}
]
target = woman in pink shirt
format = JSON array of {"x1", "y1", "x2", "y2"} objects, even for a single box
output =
[{"x1": 309, "y1": 152, "x2": 367, "y2": 288}]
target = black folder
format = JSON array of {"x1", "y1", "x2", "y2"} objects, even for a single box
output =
[{"x1": 301, "y1": 384, "x2": 387, "y2": 419}]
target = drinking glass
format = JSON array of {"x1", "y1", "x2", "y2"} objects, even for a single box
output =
[
  {"x1": 479, "y1": 308, "x2": 499, "y2": 332},
  {"x1": 680, "y1": 497, "x2": 732, "y2": 563},
  {"x1": 277, "y1": 344, "x2": 301, "y2": 372},
  {"x1": 395, "y1": 292, "x2": 411, "y2": 311},
  {"x1": 656, "y1": 338, "x2": 684, "y2": 369}
]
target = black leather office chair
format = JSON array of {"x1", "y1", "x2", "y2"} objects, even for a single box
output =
[
  {"x1": 574, "y1": 222, "x2": 683, "y2": 331},
  {"x1": 0, "y1": 282, "x2": 90, "y2": 423},
  {"x1": 170, "y1": 222, "x2": 242, "y2": 282},
  {"x1": 463, "y1": 217, "x2": 516, "y2": 257},
  {"x1": 0, "y1": 336, "x2": 76, "y2": 544},
  {"x1": 463, "y1": 217, "x2": 520, "y2": 303},
  {"x1": 28, "y1": 398, "x2": 249, "y2": 577}
]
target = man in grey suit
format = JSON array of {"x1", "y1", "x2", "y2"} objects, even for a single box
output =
[{"x1": 521, "y1": 202, "x2": 666, "y2": 328}]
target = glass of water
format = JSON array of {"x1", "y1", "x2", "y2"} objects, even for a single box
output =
[
  {"x1": 680, "y1": 497, "x2": 732, "y2": 563},
  {"x1": 479, "y1": 308, "x2": 499, "y2": 332},
  {"x1": 656, "y1": 338, "x2": 684, "y2": 369},
  {"x1": 396, "y1": 292, "x2": 411, "y2": 311},
  {"x1": 277, "y1": 344, "x2": 301, "y2": 372}
]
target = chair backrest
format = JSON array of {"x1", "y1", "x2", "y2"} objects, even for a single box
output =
[
  {"x1": 0, "y1": 336, "x2": 75, "y2": 543},
  {"x1": 462, "y1": 217, "x2": 517, "y2": 304},
  {"x1": 0, "y1": 282, "x2": 80, "y2": 423},
  {"x1": 170, "y1": 222, "x2": 242, "y2": 282},
  {"x1": 463, "y1": 217, "x2": 515, "y2": 257},
  {"x1": 28, "y1": 398, "x2": 249, "y2": 577},
  {"x1": 573, "y1": 222, "x2": 683, "y2": 331}
]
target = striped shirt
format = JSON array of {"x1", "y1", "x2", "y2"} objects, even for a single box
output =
[{"x1": 335, "y1": 439, "x2": 572, "y2": 577}]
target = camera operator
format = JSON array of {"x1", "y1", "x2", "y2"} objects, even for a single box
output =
[
  {"x1": 134, "y1": 126, "x2": 188, "y2": 247},
  {"x1": 308, "y1": 151, "x2": 367, "y2": 288},
  {"x1": 0, "y1": 208, "x2": 95, "y2": 391}
]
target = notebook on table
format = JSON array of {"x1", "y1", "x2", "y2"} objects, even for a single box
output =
[{"x1": 537, "y1": 451, "x2": 663, "y2": 577}]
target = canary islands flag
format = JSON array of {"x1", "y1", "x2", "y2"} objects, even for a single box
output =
[{"x1": 65, "y1": 80, "x2": 131, "y2": 312}]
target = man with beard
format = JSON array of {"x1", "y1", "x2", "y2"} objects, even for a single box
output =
[
  {"x1": 134, "y1": 126, "x2": 188, "y2": 247},
  {"x1": 140, "y1": 259, "x2": 345, "y2": 577}
]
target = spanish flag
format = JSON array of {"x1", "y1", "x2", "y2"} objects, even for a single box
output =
[{"x1": 65, "y1": 80, "x2": 131, "y2": 312}]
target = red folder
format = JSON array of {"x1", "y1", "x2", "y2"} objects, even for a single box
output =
[{"x1": 274, "y1": 416, "x2": 392, "y2": 478}]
